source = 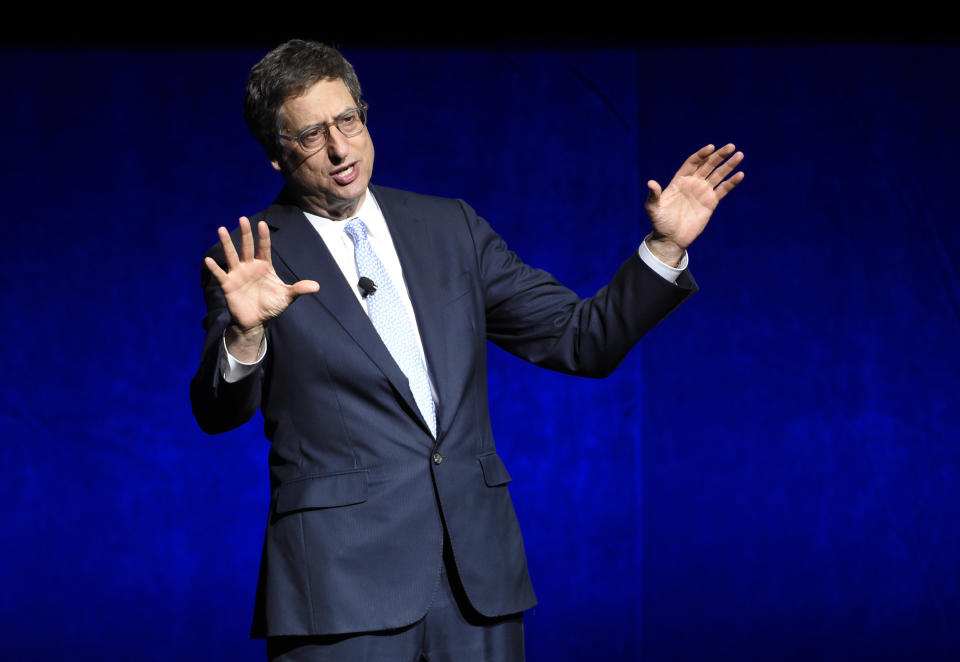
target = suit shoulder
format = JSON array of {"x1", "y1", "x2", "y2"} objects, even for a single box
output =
[
  {"x1": 370, "y1": 184, "x2": 476, "y2": 218},
  {"x1": 201, "y1": 201, "x2": 304, "y2": 264}
]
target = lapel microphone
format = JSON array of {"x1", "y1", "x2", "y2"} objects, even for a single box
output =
[{"x1": 358, "y1": 277, "x2": 377, "y2": 298}]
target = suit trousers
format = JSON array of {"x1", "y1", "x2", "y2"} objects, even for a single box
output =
[{"x1": 265, "y1": 535, "x2": 525, "y2": 662}]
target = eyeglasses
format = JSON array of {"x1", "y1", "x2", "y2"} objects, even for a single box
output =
[{"x1": 278, "y1": 104, "x2": 368, "y2": 153}]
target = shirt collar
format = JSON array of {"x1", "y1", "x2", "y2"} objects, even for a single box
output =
[
  {"x1": 353, "y1": 189, "x2": 386, "y2": 240},
  {"x1": 301, "y1": 187, "x2": 386, "y2": 240}
]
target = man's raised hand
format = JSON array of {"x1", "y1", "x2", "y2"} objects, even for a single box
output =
[
  {"x1": 205, "y1": 217, "x2": 319, "y2": 360},
  {"x1": 644, "y1": 143, "x2": 744, "y2": 266}
]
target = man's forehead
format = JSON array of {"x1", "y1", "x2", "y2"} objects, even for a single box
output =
[{"x1": 283, "y1": 78, "x2": 354, "y2": 122}]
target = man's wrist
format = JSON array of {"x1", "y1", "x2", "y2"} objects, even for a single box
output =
[
  {"x1": 644, "y1": 235, "x2": 685, "y2": 267},
  {"x1": 638, "y1": 234, "x2": 687, "y2": 284},
  {"x1": 225, "y1": 323, "x2": 265, "y2": 363},
  {"x1": 221, "y1": 329, "x2": 267, "y2": 384}
]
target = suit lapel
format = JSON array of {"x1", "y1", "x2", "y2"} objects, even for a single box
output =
[
  {"x1": 371, "y1": 186, "x2": 452, "y2": 439},
  {"x1": 262, "y1": 200, "x2": 430, "y2": 436}
]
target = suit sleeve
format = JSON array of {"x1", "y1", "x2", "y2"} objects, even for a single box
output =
[
  {"x1": 461, "y1": 200, "x2": 697, "y2": 379},
  {"x1": 189, "y1": 241, "x2": 265, "y2": 434}
]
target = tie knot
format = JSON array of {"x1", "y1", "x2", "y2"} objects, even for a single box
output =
[{"x1": 344, "y1": 217, "x2": 367, "y2": 244}]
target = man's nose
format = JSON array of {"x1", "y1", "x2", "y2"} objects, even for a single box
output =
[{"x1": 325, "y1": 127, "x2": 350, "y2": 160}]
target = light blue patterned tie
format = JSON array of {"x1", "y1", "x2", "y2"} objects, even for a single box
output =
[{"x1": 344, "y1": 218, "x2": 437, "y2": 438}]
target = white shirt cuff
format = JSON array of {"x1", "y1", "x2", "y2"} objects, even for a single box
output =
[
  {"x1": 221, "y1": 333, "x2": 267, "y2": 383},
  {"x1": 638, "y1": 234, "x2": 688, "y2": 284}
]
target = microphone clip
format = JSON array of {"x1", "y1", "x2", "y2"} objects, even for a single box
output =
[{"x1": 358, "y1": 277, "x2": 377, "y2": 298}]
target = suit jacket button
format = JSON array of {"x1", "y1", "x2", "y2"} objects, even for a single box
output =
[{"x1": 432, "y1": 452, "x2": 443, "y2": 465}]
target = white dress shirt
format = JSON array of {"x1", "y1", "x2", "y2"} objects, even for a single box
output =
[{"x1": 222, "y1": 188, "x2": 686, "y2": 383}]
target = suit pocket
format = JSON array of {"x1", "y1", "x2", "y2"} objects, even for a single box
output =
[
  {"x1": 275, "y1": 469, "x2": 369, "y2": 515},
  {"x1": 477, "y1": 451, "x2": 512, "y2": 487}
]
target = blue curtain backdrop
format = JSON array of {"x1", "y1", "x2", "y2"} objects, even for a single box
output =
[{"x1": 1, "y1": 44, "x2": 958, "y2": 661}]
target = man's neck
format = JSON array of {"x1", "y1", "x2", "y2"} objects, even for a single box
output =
[{"x1": 278, "y1": 186, "x2": 368, "y2": 221}]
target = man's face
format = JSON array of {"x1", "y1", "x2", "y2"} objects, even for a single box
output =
[{"x1": 271, "y1": 78, "x2": 374, "y2": 220}]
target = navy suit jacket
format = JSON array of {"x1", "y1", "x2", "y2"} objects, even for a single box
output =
[{"x1": 190, "y1": 184, "x2": 696, "y2": 637}]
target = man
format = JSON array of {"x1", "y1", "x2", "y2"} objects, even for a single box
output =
[{"x1": 191, "y1": 39, "x2": 743, "y2": 661}]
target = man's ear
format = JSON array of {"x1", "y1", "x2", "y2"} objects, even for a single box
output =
[{"x1": 270, "y1": 159, "x2": 282, "y2": 172}]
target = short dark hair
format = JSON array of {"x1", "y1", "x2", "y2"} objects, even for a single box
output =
[{"x1": 243, "y1": 39, "x2": 363, "y2": 161}]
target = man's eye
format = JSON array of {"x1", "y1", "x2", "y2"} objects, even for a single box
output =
[
  {"x1": 302, "y1": 127, "x2": 324, "y2": 141},
  {"x1": 339, "y1": 113, "x2": 358, "y2": 126}
]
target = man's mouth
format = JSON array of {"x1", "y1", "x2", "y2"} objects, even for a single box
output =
[{"x1": 331, "y1": 163, "x2": 358, "y2": 185}]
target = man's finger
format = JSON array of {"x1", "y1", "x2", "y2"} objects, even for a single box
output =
[
  {"x1": 218, "y1": 226, "x2": 240, "y2": 270},
  {"x1": 204, "y1": 256, "x2": 229, "y2": 284},
  {"x1": 707, "y1": 151, "x2": 744, "y2": 187},
  {"x1": 239, "y1": 216, "x2": 255, "y2": 261},
  {"x1": 694, "y1": 143, "x2": 736, "y2": 178},
  {"x1": 646, "y1": 179, "x2": 663, "y2": 201},
  {"x1": 290, "y1": 279, "x2": 321, "y2": 297},
  {"x1": 675, "y1": 144, "x2": 715, "y2": 177},
  {"x1": 713, "y1": 171, "x2": 745, "y2": 201},
  {"x1": 257, "y1": 221, "x2": 273, "y2": 265}
]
